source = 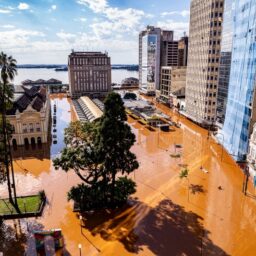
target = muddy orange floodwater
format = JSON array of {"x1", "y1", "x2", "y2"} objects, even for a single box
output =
[{"x1": 1, "y1": 94, "x2": 256, "y2": 256}]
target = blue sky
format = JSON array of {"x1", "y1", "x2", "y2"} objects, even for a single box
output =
[{"x1": 0, "y1": 0, "x2": 190, "y2": 64}]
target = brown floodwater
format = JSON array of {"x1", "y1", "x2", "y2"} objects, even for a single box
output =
[{"x1": 1, "y1": 94, "x2": 256, "y2": 256}]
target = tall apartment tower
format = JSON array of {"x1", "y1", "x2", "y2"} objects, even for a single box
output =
[
  {"x1": 68, "y1": 51, "x2": 111, "y2": 98},
  {"x1": 219, "y1": 0, "x2": 256, "y2": 161},
  {"x1": 139, "y1": 26, "x2": 162, "y2": 95},
  {"x1": 185, "y1": 0, "x2": 224, "y2": 126},
  {"x1": 161, "y1": 31, "x2": 179, "y2": 67}
]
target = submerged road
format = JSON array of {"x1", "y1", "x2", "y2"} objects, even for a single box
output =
[{"x1": 1, "y1": 94, "x2": 256, "y2": 256}]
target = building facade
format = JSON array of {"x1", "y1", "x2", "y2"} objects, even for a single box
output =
[
  {"x1": 185, "y1": 0, "x2": 224, "y2": 126},
  {"x1": 178, "y1": 36, "x2": 189, "y2": 67},
  {"x1": 139, "y1": 26, "x2": 162, "y2": 95},
  {"x1": 247, "y1": 123, "x2": 256, "y2": 178},
  {"x1": 160, "y1": 67, "x2": 187, "y2": 105},
  {"x1": 68, "y1": 51, "x2": 111, "y2": 98},
  {"x1": 161, "y1": 30, "x2": 178, "y2": 67},
  {"x1": 220, "y1": 0, "x2": 256, "y2": 161},
  {"x1": 7, "y1": 86, "x2": 50, "y2": 146},
  {"x1": 216, "y1": 0, "x2": 234, "y2": 127}
]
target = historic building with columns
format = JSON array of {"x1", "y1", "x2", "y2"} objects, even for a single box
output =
[{"x1": 7, "y1": 85, "x2": 50, "y2": 146}]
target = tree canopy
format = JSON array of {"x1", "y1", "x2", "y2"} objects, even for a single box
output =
[
  {"x1": 54, "y1": 92, "x2": 139, "y2": 210},
  {"x1": 0, "y1": 51, "x2": 20, "y2": 213}
]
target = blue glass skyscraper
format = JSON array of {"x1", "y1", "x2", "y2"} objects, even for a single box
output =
[
  {"x1": 216, "y1": 0, "x2": 234, "y2": 127},
  {"x1": 220, "y1": 0, "x2": 256, "y2": 161}
]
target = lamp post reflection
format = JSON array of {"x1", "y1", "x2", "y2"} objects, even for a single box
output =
[{"x1": 218, "y1": 133, "x2": 225, "y2": 161}]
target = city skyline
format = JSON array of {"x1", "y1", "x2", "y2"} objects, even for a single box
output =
[{"x1": 0, "y1": 0, "x2": 190, "y2": 64}]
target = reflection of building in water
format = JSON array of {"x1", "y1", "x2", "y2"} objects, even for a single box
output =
[
  {"x1": 7, "y1": 85, "x2": 50, "y2": 146},
  {"x1": 11, "y1": 143, "x2": 51, "y2": 160}
]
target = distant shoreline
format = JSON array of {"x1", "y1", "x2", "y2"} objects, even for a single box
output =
[{"x1": 17, "y1": 64, "x2": 139, "y2": 71}]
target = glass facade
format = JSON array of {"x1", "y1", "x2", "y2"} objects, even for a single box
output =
[
  {"x1": 220, "y1": 0, "x2": 256, "y2": 161},
  {"x1": 216, "y1": 0, "x2": 234, "y2": 127}
]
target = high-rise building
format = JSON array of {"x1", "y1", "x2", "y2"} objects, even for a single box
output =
[
  {"x1": 139, "y1": 26, "x2": 162, "y2": 95},
  {"x1": 68, "y1": 51, "x2": 111, "y2": 98},
  {"x1": 159, "y1": 66, "x2": 186, "y2": 104},
  {"x1": 185, "y1": 0, "x2": 224, "y2": 126},
  {"x1": 161, "y1": 31, "x2": 179, "y2": 67},
  {"x1": 178, "y1": 36, "x2": 189, "y2": 67},
  {"x1": 216, "y1": 0, "x2": 234, "y2": 127},
  {"x1": 219, "y1": 0, "x2": 256, "y2": 161}
]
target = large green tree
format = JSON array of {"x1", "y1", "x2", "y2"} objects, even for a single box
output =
[
  {"x1": 0, "y1": 52, "x2": 20, "y2": 213},
  {"x1": 54, "y1": 92, "x2": 139, "y2": 210}
]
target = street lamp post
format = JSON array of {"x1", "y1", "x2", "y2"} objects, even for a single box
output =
[{"x1": 78, "y1": 244, "x2": 82, "y2": 256}]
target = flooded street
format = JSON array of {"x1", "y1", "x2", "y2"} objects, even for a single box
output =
[{"x1": 1, "y1": 95, "x2": 256, "y2": 256}]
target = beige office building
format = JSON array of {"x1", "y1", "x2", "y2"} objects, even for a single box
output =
[
  {"x1": 68, "y1": 51, "x2": 111, "y2": 98},
  {"x1": 160, "y1": 66, "x2": 187, "y2": 104},
  {"x1": 185, "y1": 0, "x2": 224, "y2": 126}
]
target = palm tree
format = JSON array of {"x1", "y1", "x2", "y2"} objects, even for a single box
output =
[
  {"x1": 0, "y1": 52, "x2": 20, "y2": 213},
  {"x1": 179, "y1": 168, "x2": 190, "y2": 202}
]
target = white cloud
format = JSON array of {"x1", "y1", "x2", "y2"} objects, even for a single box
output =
[
  {"x1": 51, "y1": 5, "x2": 57, "y2": 10},
  {"x1": 80, "y1": 18, "x2": 87, "y2": 22},
  {"x1": 0, "y1": 9, "x2": 11, "y2": 14},
  {"x1": 0, "y1": 29, "x2": 45, "y2": 50},
  {"x1": 18, "y1": 3, "x2": 30, "y2": 10},
  {"x1": 2, "y1": 25, "x2": 15, "y2": 29},
  {"x1": 78, "y1": 0, "x2": 145, "y2": 37},
  {"x1": 0, "y1": 28, "x2": 137, "y2": 63},
  {"x1": 7, "y1": 6, "x2": 15, "y2": 10},
  {"x1": 56, "y1": 31, "x2": 76, "y2": 43},
  {"x1": 157, "y1": 20, "x2": 189, "y2": 39},
  {"x1": 77, "y1": 0, "x2": 107, "y2": 13},
  {"x1": 161, "y1": 10, "x2": 190, "y2": 18}
]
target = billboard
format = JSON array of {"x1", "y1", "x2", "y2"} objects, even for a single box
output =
[
  {"x1": 141, "y1": 34, "x2": 157, "y2": 91},
  {"x1": 147, "y1": 35, "x2": 157, "y2": 84}
]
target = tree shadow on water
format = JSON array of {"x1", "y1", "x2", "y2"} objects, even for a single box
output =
[
  {"x1": 189, "y1": 184, "x2": 206, "y2": 195},
  {"x1": 81, "y1": 201, "x2": 143, "y2": 253},
  {"x1": 81, "y1": 199, "x2": 230, "y2": 256},
  {"x1": 0, "y1": 220, "x2": 27, "y2": 256},
  {"x1": 137, "y1": 199, "x2": 230, "y2": 256}
]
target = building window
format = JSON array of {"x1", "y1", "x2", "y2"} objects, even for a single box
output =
[{"x1": 29, "y1": 123, "x2": 34, "y2": 132}]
